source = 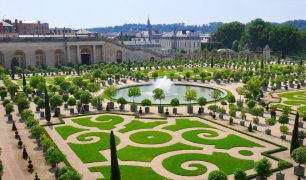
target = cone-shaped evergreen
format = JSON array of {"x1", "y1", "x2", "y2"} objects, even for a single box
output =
[
  {"x1": 23, "y1": 147, "x2": 28, "y2": 159},
  {"x1": 248, "y1": 122, "x2": 253, "y2": 132},
  {"x1": 110, "y1": 131, "x2": 121, "y2": 180},
  {"x1": 44, "y1": 87, "x2": 51, "y2": 123},
  {"x1": 12, "y1": 121, "x2": 17, "y2": 131},
  {"x1": 290, "y1": 112, "x2": 300, "y2": 154},
  {"x1": 22, "y1": 72, "x2": 27, "y2": 87}
]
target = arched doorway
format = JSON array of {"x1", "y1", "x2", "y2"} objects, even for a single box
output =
[
  {"x1": 81, "y1": 48, "x2": 91, "y2": 65},
  {"x1": 35, "y1": 49, "x2": 45, "y2": 67},
  {"x1": 116, "y1": 50, "x2": 123, "y2": 63},
  {"x1": 0, "y1": 51, "x2": 4, "y2": 67},
  {"x1": 15, "y1": 50, "x2": 26, "y2": 67},
  {"x1": 55, "y1": 49, "x2": 64, "y2": 65}
]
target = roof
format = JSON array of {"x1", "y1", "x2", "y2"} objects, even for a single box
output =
[
  {"x1": 76, "y1": 29, "x2": 94, "y2": 34},
  {"x1": 161, "y1": 30, "x2": 201, "y2": 38},
  {"x1": 0, "y1": 21, "x2": 13, "y2": 27}
]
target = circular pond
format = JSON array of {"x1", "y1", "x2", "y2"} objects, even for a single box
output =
[{"x1": 114, "y1": 84, "x2": 227, "y2": 105}]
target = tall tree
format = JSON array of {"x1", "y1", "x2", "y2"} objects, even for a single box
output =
[
  {"x1": 44, "y1": 87, "x2": 51, "y2": 123},
  {"x1": 290, "y1": 112, "x2": 300, "y2": 154},
  {"x1": 240, "y1": 18, "x2": 272, "y2": 51},
  {"x1": 269, "y1": 24, "x2": 301, "y2": 57},
  {"x1": 10, "y1": 57, "x2": 19, "y2": 80},
  {"x1": 110, "y1": 131, "x2": 121, "y2": 180},
  {"x1": 213, "y1": 21, "x2": 246, "y2": 49}
]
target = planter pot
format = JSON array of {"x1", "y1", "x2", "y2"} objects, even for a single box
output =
[
  {"x1": 256, "y1": 176, "x2": 267, "y2": 180},
  {"x1": 187, "y1": 106, "x2": 193, "y2": 114},
  {"x1": 201, "y1": 79, "x2": 205, "y2": 83},
  {"x1": 158, "y1": 106, "x2": 164, "y2": 114},
  {"x1": 83, "y1": 104, "x2": 89, "y2": 112},
  {"x1": 108, "y1": 80, "x2": 113, "y2": 85},
  {"x1": 216, "y1": 79, "x2": 221, "y2": 84},
  {"x1": 253, "y1": 126, "x2": 257, "y2": 131},
  {"x1": 64, "y1": 104, "x2": 68, "y2": 109},
  {"x1": 262, "y1": 86, "x2": 268, "y2": 91},
  {"x1": 275, "y1": 173, "x2": 284, "y2": 180},
  {"x1": 178, "y1": 77, "x2": 182, "y2": 81},
  {"x1": 28, "y1": 97, "x2": 32, "y2": 101},
  {"x1": 240, "y1": 121, "x2": 245, "y2": 126},
  {"x1": 102, "y1": 82, "x2": 106, "y2": 86},
  {"x1": 40, "y1": 111, "x2": 44, "y2": 118},
  {"x1": 299, "y1": 139, "x2": 304, "y2": 146},
  {"x1": 265, "y1": 129, "x2": 271, "y2": 135},
  {"x1": 193, "y1": 79, "x2": 197, "y2": 82},
  {"x1": 130, "y1": 104, "x2": 137, "y2": 112},
  {"x1": 119, "y1": 104, "x2": 125, "y2": 111},
  {"x1": 122, "y1": 79, "x2": 127, "y2": 83},
  {"x1": 145, "y1": 107, "x2": 150, "y2": 113},
  {"x1": 108, "y1": 102, "x2": 114, "y2": 109},
  {"x1": 280, "y1": 135, "x2": 286, "y2": 140},
  {"x1": 115, "y1": 80, "x2": 119, "y2": 84},
  {"x1": 36, "y1": 107, "x2": 40, "y2": 112},
  {"x1": 276, "y1": 83, "x2": 282, "y2": 89},
  {"x1": 70, "y1": 108, "x2": 74, "y2": 114},
  {"x1": 299, "y1": 122, "x2": 304, "y2": 128},
  {"x1": 54, "y1": 108, "x2": 61, "y2": 117},
  {"x1": 294, "y1": 166, "x2": 305, "y2": 177},
  {"x1": 8, "y1": 114, "x2": 13, "y2": 121},
  {"x1": 172, "y1": 107, "x2": 177, "y2": 114},
  {"x1": 97, "y1": 104, "x2": 103, "y2": 111},
  {"x1": 219, "y1": 114, "x2": 223, "y2": 119}
]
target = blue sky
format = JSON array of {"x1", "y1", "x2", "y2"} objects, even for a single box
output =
[{"x1": 0, "y1": 0, "x2": 305, "y2": 28}]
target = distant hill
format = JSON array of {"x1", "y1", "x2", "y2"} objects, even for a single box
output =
[{"x1": 88, "y1": 20, "x2": 306, "y2": 33}]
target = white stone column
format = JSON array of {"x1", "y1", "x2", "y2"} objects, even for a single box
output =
[
  {"x1": 77, "y1": 45, "x2": 81, "y2": 64},
  {"x1": 92, "y1": 45, "x2": 96, "y2": 64},
  {"x1": 66, "y1": 45, "x2": 71, "y2": 64}
]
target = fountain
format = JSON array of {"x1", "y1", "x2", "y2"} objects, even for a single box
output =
[{"x1": 153, "y1": 76, "x2": 173, "y2": 95}]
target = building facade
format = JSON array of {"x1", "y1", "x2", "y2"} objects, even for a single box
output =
[
  {"x1": 0, "y1": 38, "x2": 165, "y2": 69},
  {"x1": 14, "y1": 19, "x2": 49, "y2": 35},
  {"x1": 0, "y1": 20, "x2": 19, "y2": 38},
  {"x1": 159, "y1": 30, "x2": 201, "y2": 55}
]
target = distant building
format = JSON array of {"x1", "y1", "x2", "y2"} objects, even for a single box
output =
[
  {"x1": 49, "y1": 28, "x2": 75, "y2": 35},
  {"x1": 0, "y1": 20, "x2": 19, "y2": 38},
  {"x1": 200, "y1": 33, "x2": 211, "y2": 43},
  {"x1": 159, "y1": 30, "x2": 201, "y2": 55},
  {"x1": 14, "y1": 19, "x2": 49, "y2": 35},
  {"x1": 263, "y1": 45, "x2": 271, "y2": 58}
]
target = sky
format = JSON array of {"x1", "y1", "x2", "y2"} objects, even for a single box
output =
[{"x1": 0, "y1": 0, "x2": 306, "y2": 29}]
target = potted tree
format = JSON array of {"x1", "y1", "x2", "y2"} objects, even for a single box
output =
[
  {"x1": 62, "y1": 94, "x2": 69, "y2": 109},
  {"x1": 141, "y1": 99, "x2": 152, "y2": 113},
  {"x1": 265, "y1": 118, "x2": 276, "y2": 135},
  {"x1": 5, "y1": 103, "x2": 14, "y2": 121},
  {"x1": 184, "y1": 89, "x2": 197, "y2": 114},
  {"x1": 276, "y1": 160, "x2": 290, "y2": 180},
  {"x1": 153, "y1": 88, "x2": 165, "y2": 114},
  {"x1": 280, "y1": 125, "x2": 289, "y2": 140},
  {"x1": 104, "y1": 85, "x2": 118, "y2": 110},
  {"x1": 208, "y1": 170, "x2": 227, "y2": 180},
  {"x1": 67, "y1": 97, "x2": 76, "y2": 114},
  {"x1": 128, "y1": 87, "x2": 141, "y2": 112},
  {"x1": 233, "y1": 168, "x2": 246, "y2": 180},
  {"x1": 0, "y1": 89, "x2": 7, "y2": 100},
  {"x1": 254, "y1": 158, "x2": 272, "y2": 180},
  {"x1": 49, "y1": 94, "x2": 63, "y2": 117},
  {"x1": 170, "y1": 98, "x2": 179, "y2": 114},
  {"x1": 197, "y1": 97, "x2": 207, "y2": 114},
  {"x1": 117, "y1": 97, "x2": 127, "y2": 111},
  {"x1": 292, "y1": 147, "x2": 306, "y2": 177}
]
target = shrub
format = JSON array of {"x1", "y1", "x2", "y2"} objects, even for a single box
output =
[
  {"x1": 30, "y1": 125, "x2": 44, "y2": 139},
  {"x1": 279, "y1": 114, "x2": 289, "y2": 125},
  {"x1": 292, "y1": 147, "x2": 306, "y2": 166},
  {"x1": 2, "y1": 99, "x2": 10, "y2": 107},
  {"x1": 49, "y1": 94, "x2": 63, "y2": 108},
  {"x1": 254, "y1": 158, "x2": 272, "y2": 178},
  {"x1": 208, "y1": 170, "x2": 227, "y2": 180},
  {"x1": 170, "y1": 98, "x2": 180, "y2": 107},
  {"x1": 141, "y1": 99, "x2": 151, "y2": 107},
  {"x1": 67, "y1": 97, "x2": 76, "y2": 107},
  {"x1": 233, "y1": 168, "x2": 246, "y2": 180},
  {"x1": 5, "y1": 103, "x2": 14, "y2": 114}
]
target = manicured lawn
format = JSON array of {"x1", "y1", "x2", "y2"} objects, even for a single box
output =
[
  {"x1": 276, "y1": 90, "x2": 306, "y2": 113},
  {"x1": 163, "y1": 119, "x2": 215, "y2": 131},
  {"x1": 89, "y1": 165, "x2": 167, "y2": 180},
  {"x1": 118, "y1": 143, "x2": 202, "y2": 162},
  {"x1": 72, "y1": 115, "x2": 124, "y2": 130},
  {"x1": 129, "y1": 131, "x2": 172, "y2": 144},
  {"x1": 68, "y1": 132, "x2": 120, "y2": 163},
  {"x1": 182, "y1": 133, "x2": 263, "y2": 149},
  {"x1": 162, "y1": 152, "x2": 255, "y2": 176},
  {"x1": 119, "y1": 120, "x2": 167, "y2": 133},
  {"x1": 239, "y1": 150, "x2": 254, "y2": 156},
  {"x1": 55, "y1": 125, "x2": 86, "y2": 140}
]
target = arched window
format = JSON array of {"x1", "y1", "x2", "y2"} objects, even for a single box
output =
[
  {"x1": 35, "y1": 49, "x2": 45, "y2": 67},
  {"x1": 0, "y1": 51, "x2": 4, "y2": 67},
  {"x1": 15, "y1": 50, "x2": 26, "y2": 67},
  {"x1": 55, "y1": 49, "x2": 64, "y2": 65},
  {"x1": 116, "y1": 50, "x2": 123, "y2": 63}
]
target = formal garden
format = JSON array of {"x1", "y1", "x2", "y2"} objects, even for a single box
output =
[{"x1": 0, "y1": 56, "x2": 305, "y2": 179}]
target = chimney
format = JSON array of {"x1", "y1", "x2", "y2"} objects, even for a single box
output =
[{"x1": 38, "y1": 21, "x2": 40, "y2": 24}]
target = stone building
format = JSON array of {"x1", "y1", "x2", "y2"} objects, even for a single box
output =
[
  {"x1": 0, "y1": 20, "x2": 19, "y2": 38},
  {"x1": 159, "y1": 30, "x2": 201, "y2": 55},
  {"x1": 0, "y1": 38, "x2": 165, "y2": 69}
]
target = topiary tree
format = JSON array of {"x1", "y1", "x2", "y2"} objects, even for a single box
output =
[
  {"x1": 170, "y1": 98, "x2": 179, "y2": 114},
  {"x1": 184, "y1": 89, "x2": 197, "y2": 113},
  {"x1": 7, "y1": 84, "x2": 19, "y2": 100},
  {"x1": 0, "y1": 89, "x2": 7, "y2": 100},
  {"x1": 291, "y1": 112, "x2": 300, "y2": 154},
  {"x1": 208, "y1": 170, "x2": 228, "y2": 180},
  {"x1": 110, "y1": 131, "x2": 121, "y2": 180},
  {"x1": 58, "y1": 167, "x2": 82, "y2": 180},
  {"x1": 80, "y1": 91, "x2": 92, "y2": 105},
  {"x1": 5, "y1": 103, "x2": 14, "y2": 115},
  {"x1": 292, "y1": 147, "x2": 306, "y2": 177},
  {"x1": 16, "y1": 93, "x2": 29, "y2": 113},
  {"x1": 104, "y1": 85, "x2": 118, "y2": 101},
  {"x1": 198, "y1": 97, "x2": 207, "y2": 114},
  {"x1": 67, "y1": 97, "x2": 76, "y2": 109},
  {"x1": 233, "y1": 168, "x2": 246, "y2": 180},
  {"x1": 49, "y1": 94, "x2": 63, "y2": 109},
  {"x1": 117, "y1": 97, "x2": 128, "y2": 111},
  {"x1": 45, "y1": 87, "x2": 51, "y2": 123},
  {"x1": 128, "y1": 87, "x2": 141, "y2": 104},
  {"x1": 46, "y1": 147, "x2": 65, "y2": 169},
  {"x1": 30, "y1": 125, "x2": 44, "y2": 139},
  {"x1": 153, "y1": 88, "x2": 165, "y2": 113},
  {"x1": 227, "y1": 94, "x2": 236, "y2": 105},
  {"x1": 254, "y1": 158, "x2": 272, "y2": 179},
  {"x1": 210, "y1": 90, "x2": 222, "y2": 106},
  {"x1": 279, "y1": 114, "x2": 289, "y2": 125}
]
